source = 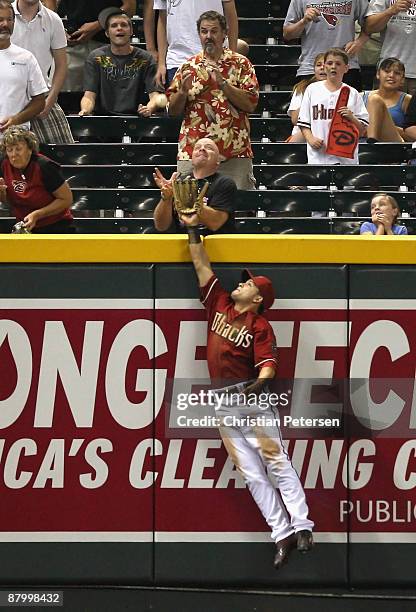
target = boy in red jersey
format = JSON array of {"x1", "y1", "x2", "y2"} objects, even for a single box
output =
[{"x1": 181, "y1": 217, "x2": 314, "y2": 570}]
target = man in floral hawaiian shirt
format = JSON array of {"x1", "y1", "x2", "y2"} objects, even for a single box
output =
[{"x1": 166, "y1": 10, "x2": 258, "y2": 190}]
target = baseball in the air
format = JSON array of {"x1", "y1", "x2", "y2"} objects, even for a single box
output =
[{"x1": 154, "y1": 94, "x2": 168, "y2": 109}]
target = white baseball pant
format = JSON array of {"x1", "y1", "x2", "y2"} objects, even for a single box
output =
[{"x1": 219, "y1": 404, "x2": 314, "y2": 542}]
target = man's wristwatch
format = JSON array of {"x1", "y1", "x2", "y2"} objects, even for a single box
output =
[{"x1": 219, "y1": 79, "x2": 228, "y2": 91}]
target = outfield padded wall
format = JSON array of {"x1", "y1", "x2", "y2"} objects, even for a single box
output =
[{"x1": 0, "y1": 237, "x2": 414, "y2": 587}]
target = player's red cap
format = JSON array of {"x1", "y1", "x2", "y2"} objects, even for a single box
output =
[{"x1": 242, "y1": 269, "x2": 275, "y2": 312}]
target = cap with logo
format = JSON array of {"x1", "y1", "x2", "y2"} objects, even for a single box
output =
[{"x1": 241, "y1": 269, "x2": 275, "y2": 312}]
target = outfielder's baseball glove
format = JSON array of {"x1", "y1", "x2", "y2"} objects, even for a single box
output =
[{"x1": 172, "y1": 176, "x2": 209, "y2": 215}]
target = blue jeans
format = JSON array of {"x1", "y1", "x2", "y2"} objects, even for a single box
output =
[{"x1": 167, "y1": 67, "x2": 179, "y2": 86}]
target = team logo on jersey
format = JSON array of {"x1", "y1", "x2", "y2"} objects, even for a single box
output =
[
  {"x1": 312, "y1": 104, "x2": 335, "y2": 120},
  {"x1": 211, "y1": 312, "x2": 254, "y2": 348},
  {"x1": 12, "y1": 180, "x2": 27, "y2": 194},
  {"x1": 308, "y1": 0, "x2": 352, "y2": 28}
]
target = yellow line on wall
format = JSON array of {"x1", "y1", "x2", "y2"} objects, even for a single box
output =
[
  {"x1": 205, "y1": 235, "x2": 416, "y2": 264},
  {"x1": 0, "y1": 235, "x2": 415, "y2": 264},
  {"x1": 0, "y1": 235, "x2": 191, "y2": 263}
]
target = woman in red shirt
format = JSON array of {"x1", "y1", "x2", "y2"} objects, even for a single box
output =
[{"x1": 0, "y1": 127, "x2": 74, "y2": 233}]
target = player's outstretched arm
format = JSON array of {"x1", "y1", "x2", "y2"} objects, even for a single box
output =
[{"x1": 181, "y1": 214, "x2": 214, "y2": 287}]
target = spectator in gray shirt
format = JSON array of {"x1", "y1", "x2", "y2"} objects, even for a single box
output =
[
  {"x1": 79, "y1": 8, "x2": 163, "y2": 116},
  {"x1": 283, "y1": 0, "x2": 370, "y2": 90},
  {"x1": 365, "y1": 0, "x2": 416, "y2": 95}
]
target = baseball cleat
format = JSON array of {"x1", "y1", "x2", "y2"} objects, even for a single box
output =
[
  {"x1": 296, "y1": 529, "x2": 314, "y2": 553},
  {"x1": 273, "y1": 533, "x2": 297, "y2": 570}
]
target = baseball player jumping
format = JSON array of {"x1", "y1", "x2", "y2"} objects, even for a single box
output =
[{"x1": 182, "y1": 216, "x2": 314, "y2": 569}]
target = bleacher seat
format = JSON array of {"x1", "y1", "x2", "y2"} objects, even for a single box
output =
[
  {"x1": 332, "y1": 219, "x2": 363, "y2": 235},
  {"x1": 59, "y1": 92, "x2": 292, "y2": 120},
  {"x1": 249, "y1": 45, "x2": 299, "y2": 65},
  {"x1": 2, "y1": 188, "x2": 412, "y2": 221},
  {"x1": 0, "y1": 217, "x2": 156, "y2": 234},
  {"x1": 69, "y1": 189, "x2": 416, "y2": 217},
  {"x1": 62, "y1": 166, "x2": 163, "y2": 188},
  {"x1": 43, "y1": 141, "x2": 413, "y2": 166},
  {"x1": 56, "y1": 162, "x2": 416, "y2": 193},
  {"x1": 257, "y1": 164, "x2": 416, "y2": 189},
  {"x1": 67, "y1": 116, "x2": 182, "y2": 143},
  {"x1": 256, "y1": 166, "x2": 331, "y2": 188},
  {"x1": 74, "y1": 218, "x2": 156, "y2": 233},
  {"x1": 131, "y1": 16, "x2": 284, "y2": 44},
  {"x1": 235, "y1": 18, "x2": 284, "y2": 41},
  {"x1": 66, "y1": 116, "x2": 293, "y2": 143},
  {"x1": 42, "y1": 142, "x2": 306, "y2": 165},
  {"x1": 236, "y1": 217, "x2": 332, "y2": 234},
  {"x1": 258, "y1": 91, "x2": 292, "y2": 115},
  {"x1": 71, "y1": 189, "x2": 157, "y2": 214},
  {"x1": 43, "y1": 141, "x2": 309, "y2": 165},
  {"x1": 332, "y1": 165, "x2": 416, "y2": 190},
  {"x1": 332, "y1": 217, "x2": 414, "y2": 235},
  {"x1": 253, "y1": 65, "x2": 298, "y2": 89},
  {"x1": 238, "y1": 0, "x2": 288, "y2": 18},
  {"x1": 63, "y1": 119, "x2": 414, "y2": 163},
  {"x1": 1, "y1": 213, "x2": 413, "y2": 234},
  {"x1": 66, "y1": 188, "x2": 345, "y2": 216}
]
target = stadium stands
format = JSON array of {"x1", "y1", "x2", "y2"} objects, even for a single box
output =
[
  {"x1": 65, "y1": 189, "x2": 416, "y2": 217},
  {"x1": 51, "y1": 162, "x2": 416, "y2": 192},
  {"x1": 2, "y1": 214, "x2": 413, "y2": 235},
  {"x1": 42, "y1": 141, "x2": 414, "y2": 164},
  {"x1": 1, "y1": 0, "x2": 412, "y2": 234},
  {"x1": 65, "y1": 116, "x2": 294, "y2": 143}
]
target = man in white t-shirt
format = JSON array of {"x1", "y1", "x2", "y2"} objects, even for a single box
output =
[
  {"x1": 154, "y1": 0, "x2": 239, "y2": 86},
  {"x1": 298, "y1": 47, "x2": 368, "y2": 164},
  {"x1": 11, "y1": 0, "x2": 74, "y2": 143},
  {"x1": 0, "y1": 0, "x2": 47, "y2": 134}
]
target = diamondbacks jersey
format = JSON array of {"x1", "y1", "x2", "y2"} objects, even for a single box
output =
[
  {"x1": 200, "y1": 274, "x2": 278, "y2": 382},
  {"x1": 1, "y1": 153, "x2": 73, "y2": 227},
  {"x1": 297, "y1": 80, "x2": 369, "y2": 164}
]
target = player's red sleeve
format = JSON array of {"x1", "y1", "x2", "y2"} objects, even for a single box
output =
[
  {"x1": 200, "y1": 274, "x2": 230, "y2": 313},
  {"x1": 253, "y1": 320, "x2": 278, "y2": 372}
]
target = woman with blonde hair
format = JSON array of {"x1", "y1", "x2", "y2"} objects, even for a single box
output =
[{"x1": 0, "y1": 127, "x2": 74, "y2": 232}]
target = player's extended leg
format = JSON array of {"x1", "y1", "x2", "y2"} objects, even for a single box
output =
[
  {"x1": 220, "y1": 427, "x2": 293, "y2": 542},
  {"x1": 233, "y1": 414, "x2": 314, "y2": 555},
  {"x1": 255, "y1": 422, "x2": 314, "y2": 535}
]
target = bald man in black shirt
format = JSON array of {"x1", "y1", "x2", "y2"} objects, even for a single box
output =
[{"x1": 153, "y1": 138, "x2": 237, "y2": 235}]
